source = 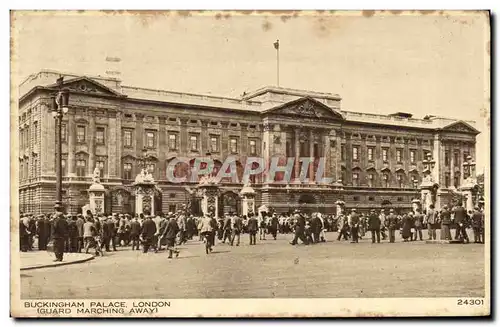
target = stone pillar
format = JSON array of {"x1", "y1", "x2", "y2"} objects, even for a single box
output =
[
  {"x1": 432, "y1": 134, "x2": 441, "y2": 185},
  {"x1": 67, "y1": 114, "x2": 76, "y2": 176},
  {"x1": 242, "y1": 195, "x2": 255, "y2": 217},
  {"x1": 459, "y1": 144, "x2": 464, "y2": 183},
  {"x1": 135, "y1": 185, "x2": 155, "y2": 216},
  {"x1": 309, "y1": 129, "x2": 314, "y2": 183},
  {"x1": 115, "y1": 112, "x2": 122, "y2": 178},
  {"x1": 200, "y1": 185, "x2": 219, "y2": 218},
  {"x1": 88, "y1": 183, "x2": 106, "y2": 215},
  {"x1": 420, "y1": 186, "x2": 434, "y2": 213},
  {"x1": 294, "y1": 128, "x2": 300, "y2": 181},
  {"x1": 323, "y1": 130, "x2": 331, "y2": 180},
  {"x1": 450, "y1": 146, "x2": 455, "y2": 188},
  {"x1": 107, "y1": 111, "x2": 118, "y2": 178},
  {"x1": 88, "y1": 112, "x2": 96, "y2": 176}
]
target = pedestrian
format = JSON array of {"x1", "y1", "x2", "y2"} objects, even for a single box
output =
[
  {"x1": 318, "y1": 213, "x2": 327, "y2": 242},
  {"x1": 83, "y1": 217, "x2": 96, "y2": 254},
  {"x1": 230, "y1": 214, "x2": 243, "y2": 246},
  {"x1": 379, "y1": 210, "x2": 388, "y2": 240},
  {"x1": 401, "y1": 213, "x2": 412, "y2": 242},
  {"x1": 259, "y1": 212, "x2": 267, "y2": 240},
  {"x1": 67, "y1": 216, "x2": 79, "y2": 252},
  {"x1": 222, "y1": 214, "x2": 232, "y2": 243},
  {"x1": 413, "y1": 209, "x2": 424, "y2": 241},
  {"x1": 387, "y1": 209, "x2": 398, "y2": 243},
  {"x1": 367, "y1": 209, "x2": 381, "y2": 243},
  {"x1": 471, "y1": 207, "x2": 483, "y2": 243},
  {"x1": 19, "y1": 214, "x2": 30, "y2": 252},
  {"x1": 101, "y1": 216, "x2": 112, "y2": 252},
  {"x1": 290, "y1": 210, "x2": 308, "y2": 245},
  {"x1": 348, "y1": 209, "x2": 360, "y2": 243},
  {"x1": 452, "y1": 202, "x2": 469, "y2": 243},
  {"x1": 177, "y1": 210, "x2": 188, "y2": 245},
  {"x1": 51, "y1": 212, "x2": 68, "y2": 262},
  {"x1": 75, "y1": 214, "x2": 85, "y2": 252},
  {"x1": 36, "y1": 214, "x2": 50, "y2": 251},
  {"x1": 337, "y1": 213, "x2": 349, "y2": 241},
  {"x1": 426, "y1": 204, "x2": 438, "y2": 240},
  {"x1": 129, "y1": 215, "x2": 141, "y2": 250},
  {"x1": 162, "y1": 215, "x2": 180, "y2": 259},
  {"x1": 440, "y1": 205, "x2": 452, "y2": 240},
  {"x1": 310, "y1": 213, "x2": 322, "y2": 243},
  {"x1": 268, "y1": 213, "x2": 279, "y2": 240},
  {"x1": 140, "y1": 214, "x2": 157, "y2": 253},
  {"x1": 247, "y1": 213, "x2": 258, "y2": 245},
  {"x1": 156, "y1": 214, "x2": 168, "y2": 252}
]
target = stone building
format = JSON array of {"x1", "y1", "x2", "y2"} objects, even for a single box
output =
[{"x1": 18, "y1": 70, "x2": 480, "y2": 215}]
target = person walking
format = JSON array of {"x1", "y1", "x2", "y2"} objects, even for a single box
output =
[
  {"x1": 337, "y1": 213, "x2": 349, "y2": 241},
  {"x1": 222, "y1": 214, "x2": 232, "y2": 243},
  {"x1": 401, "y1": 213, "x2": 412, "y2": 242},
  {"x1": 290, "y1": 210, "x2": 308, "y2": 245},
  {"x1": 379, "y1": 210, "x2": 388, "y2": 240},
  {"x1": 75, "y1": 214, "x2": 85, "y2": 252},
  {"x1": 129, "y1": 216, "x2": 141, "y2": 251},
  {"x1": 348, "y1": 209, "x2": 360, "y2": 244},
  {"x1": 471, "y1": 207, "x2": 484, "y2": 243},
  {"x1": 367, "y1": 209, "x2": 381, "y2": 243},
  {"x1": 452, "y1": 202, "x2": 470, "y2": 243},
  {"x1": 51, "y1": 212, "x2": 68, "y2": 262},
  {"x1": 163, "y1": 216, "x2": 180, "y2": 258},
  {"x1": 230, "y1": 214, "x2": 243, "y2": 246},
  {"x1": 413, "y1": 209, "x2": 424, "y2": 241},
  {"x1": 387, "y1": 209, "x2": 398, "y2": 243},
  {"x1": 247, "y1": 213, "x2": 258, "y2": 245}
]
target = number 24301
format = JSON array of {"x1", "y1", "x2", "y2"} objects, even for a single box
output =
[{"x1": 457, "y1": 299, "x2": 484, "y2": 305}]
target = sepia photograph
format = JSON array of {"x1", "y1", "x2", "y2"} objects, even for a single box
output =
[{"x1": 10, "y1": 10, "x2": 490, "y2": 317}]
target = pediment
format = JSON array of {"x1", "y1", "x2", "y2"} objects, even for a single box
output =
[
  {"x1": 47, "y1": 76, "x2": 124, "y2": 97},
  {"x1": 441, "y1": 121, "x2": 480, "y2": 135},
  {"x1": 262, "y1": 97, "x2": 344, "y2": 120}
]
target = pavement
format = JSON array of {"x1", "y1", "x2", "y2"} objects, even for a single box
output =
[
  {"x1": 20, "y1": 230, "x2": 485, "y2": 299},
  {"x1": 20, "y1": 251, "x2": 94, "y2": 271}
]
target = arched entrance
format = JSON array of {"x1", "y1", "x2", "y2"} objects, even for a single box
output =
[{"x1": 219, "y1": 191, "x2": 241, "y2": 216}]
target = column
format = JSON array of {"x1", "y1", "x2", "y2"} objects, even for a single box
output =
[
  {"x1": 432, "y1": 134, "x2": 441, "y2": 184},
  {"x1": 88, "y1": 112, "x2": 96, "y2": 175},
  {"x1": 450, "y1": 145, "x2": 455, "y2": 187},
  {"x1": 459, "y1": 143, "x2": 464, "y2": 183},
  {"x1": 115, "y1": 111, "x2": 122, "y2": 179},
  {"x1": 309, "y1": 129, "x2": 314, "y2": 183},
  {"x1": 294, "y1": 128, "x2": 300, "y2": 181},
  {"x1": 67, "y1": 113, "x2": 76, "y2": 177},
  {"x1": 335, "y1": 130, "x2": 342, "y2": 182},
  {"x1": 323, "y1": 129, "x2": 331, "y2": 179},
  {"x1": 107, "y1": 111, "x2": 118, "y2": 178}
]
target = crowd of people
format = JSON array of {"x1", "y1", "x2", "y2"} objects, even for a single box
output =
[{"x1": 19, "y1": 201, "x2": 485, "y2": 262}]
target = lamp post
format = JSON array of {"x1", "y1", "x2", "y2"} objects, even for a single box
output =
[
  {"x1": 50, "y1": 77, "x2": 70, "y2": 212},
  {"x1": 462, "y1": 155, "x2": 475, "y2": 180}
]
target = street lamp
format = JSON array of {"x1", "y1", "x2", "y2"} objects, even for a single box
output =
[{"x1": 50, "y1": 77, "x2": 70, "y2": 212}]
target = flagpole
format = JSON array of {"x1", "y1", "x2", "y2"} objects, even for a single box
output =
[{"x1": 277, "y1": 43, "x2": 280, "y2": 87}]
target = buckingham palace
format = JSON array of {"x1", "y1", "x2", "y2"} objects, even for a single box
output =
[{"x1": 17, "y1": 70, "x2": 480, "y2": 215}]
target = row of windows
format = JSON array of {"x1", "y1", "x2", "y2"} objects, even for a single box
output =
[
  {"x1": 61, "y1": 125, "x2": 258, "y2": 154},
  {"x1": 444, "y1": 151, "x2": 471, "y2": 167},
  {"x1": 341, "y1": 145, "x2": 430, "y2": 163},
  {"x1": 20, "y1": 122, "x2": 38, "y2": 149},
  {"x1": 345, "y1": 172, "x2": 419, "y2": 188},
  {"x1": 19, "y1": 159, "x2": 37, "y2": 180}
]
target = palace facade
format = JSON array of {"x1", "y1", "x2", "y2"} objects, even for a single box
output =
[{"x1": 18, "y1": 70, "x2": 480, "y2": 215}]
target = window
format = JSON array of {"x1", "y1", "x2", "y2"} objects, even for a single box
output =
[
  {"x1": 396, "y1": 149, "x2": 402, "y2": 163},
  {"x1": 25, "y1": 126, "x2": 29, "y2": 148},
  {"x1": 410, "y1": 150, "x2": 416, "y2": 163},
  {"x1": 169, "y1": 193, "x2": 176, "y2": 198},
  {"x1": 33, "y1": 122, "x2": 37, "y2": 145},
  {"x1": 352, "y1": 146, "x2": 359, "y2": 160},
  {"x1": 76, "y1": 159, "x2": 86, "y2": 177},
  {"x1": 210, "y1": 136, "x2": 219, "y2": 153},
  {"x1": 96, "y1": 127, "x2": 105, "y2": 145},
  {"x1": 423, "y1": 150, "x2": 431, "y2": 161},
  {"x1": 352, "y1": 173, "x2": 359, "y2": 186},
  {"x1": 445, "y1": 173, "x2": 450, "y2": 188},
  {"x1": 33, "y1": 158, "x2": 37, "y2": 177},
  {"x1": 168, "y1": 133, "x2": 177, "y2": 150},
  {"x1": 145, "y1": 131, "x2": 156, "y2": 148},
  {"x1": 77, "y1": 126, "x2": 86, "y2": 143},
  {"x1": 368, "y1": 196, "x2": 375, "y2": 201},
  {"x1": 123, "y1": 163, "x2": 132, "y2": 180},
  {"x1": 453, "y1": 175, "x2": 460, "y2": 188},
  {"x1": 123, "y1": 130, "x2": 133, "y2": 147},
  {"x1": 382, "y1": 173, "x2": 389, "y2": 188},
  {"x1": 353, "y1": 196, "x2": 360, "y2": 201},
  {"x1": 382, "y1": 148, "x2": 388, "y2": 162},
  {"x1": 397, "y1": 197, "x2": 404, "y2": 202},
  {"x1": 454, "y1": 151, "x2": 460, "y2": 166},
  {"x1": 190, "y1": 134, "x2": 198, "y2": 151},
  {"x1": 396, "y1": 174, "x2": 404, "y2": 188},
  {"x1": 96, "y1": 160, "x2": 105, "y2": 177},
  {"x1": 169, "y1": 204, "x2": 176, "y2": 213},
  {"x1": 61, "y1": 123, "x2": 67, "y2": 142},
  {"x1": 230, "y1": 138, "x2": 238, "y2": 153},
  {"x1": 61, "y1": 159, "x2": 67, "y2": 176},
  {"x1": 20, "y1": 130, "x2": 23, "y2": 150},
  {"x1": 367, "y1": 147, "x2": 374, "y2": 161},
  {"x1": 341, "y1": 145, "x2": 346, "y2": 160},
  {"x1": 368, "y1": 173, "x2": 374, "y2": 187},
  {"x1": 249, "y1": 139, "x2": 257, "y2": 155},
  {"x1": 445, "y1": 151, "x2": 450, "y2": 166}
]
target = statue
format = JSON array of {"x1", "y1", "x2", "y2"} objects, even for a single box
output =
[
  {"x1": 423, "y1": 173, "x2": 432, "y2": 183},
  {"x1": 93, "y1": 166, "x2": 101, "y2": 183}
]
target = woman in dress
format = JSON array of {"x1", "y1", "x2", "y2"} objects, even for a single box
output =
[{"x1": 401, "y1": 212, "x2": 412, "y2": 242}]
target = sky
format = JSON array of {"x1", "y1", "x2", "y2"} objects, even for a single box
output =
[{"x1": 11, "y1": 10, "x2": 490, "y2": 171}]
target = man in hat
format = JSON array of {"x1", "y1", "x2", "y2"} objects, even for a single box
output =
[
  {"x1": 51, "y1": 212, "x2": 68, "y2": 262},
  {"x1": 75, "y1": 214, "x2": 85, "y2": 252},
  {"x1": 222, "y1": 213, "x2": 232, "y2": 243},
  {"x1": 36, "y1": 214, "x2": 50, "y2": 251},
  {"x1": 440, "y1": 205, "x2": 452, "y2": 240},
  {"x1": 129, "y1": 214, "x2": 142, "y2": 250},
  {"x1": 247, "y1": 213, "x2": 258, "y2": 245},
  {"x1": 471, "y1": 206, "x2": 484, "y2": 243},
  {"x1": 426, "y1": 204, "x2": 438, "y2": 240},
  {"x1": 387, "y1": 208, "x2": 398, "y2": 243},
  {"x1": 379, "y1": 209, "x2": 388, "y2": 240},
  {"x1": 140, "y1": 214, "x2": 157, "y2": 253},
  {"x1": 269, "y1": 213, "x2": 279, "y2": 240},
  {"x1": 452, "y1": 202, "x2": 469, "y2": 243},
  {"x1": 230, "y1": 213, "x2": 243, "y2": 246},
  {"x1": 162, "y1": 214, "x2": 180, "y2": 258},
  {"x1": 348, "y1": 208, "x2": 360, "y2": 243},
  {"x1": 367, "y1": 209, "x2": 381, "y2": 244},
  {"x1": 290, "y1": 209, "x2": 308, "y2": 245}
]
